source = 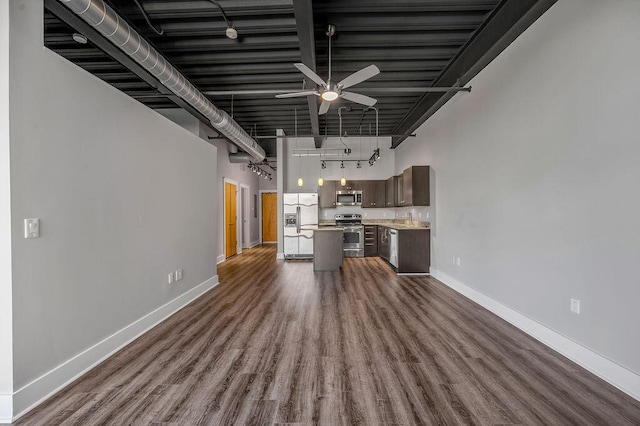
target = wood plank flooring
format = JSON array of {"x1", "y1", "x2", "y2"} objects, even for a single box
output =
[{"x1": 15, "y1": 245, "x2": 640, "y2": 425}]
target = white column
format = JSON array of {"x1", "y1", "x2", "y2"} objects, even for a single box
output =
[{"x1": 0, "y1": 0, "x2": 14, "y2": 421}]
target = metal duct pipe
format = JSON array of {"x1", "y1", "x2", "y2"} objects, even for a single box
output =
[
  {"x1": 58, "y1": 0, "x2": 265, "y2": 162},
  {"x1": 228, "y1": 152, "x2": 253, "y2": 163}
]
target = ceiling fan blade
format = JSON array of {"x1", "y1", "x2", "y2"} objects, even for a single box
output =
[
  {"x1": 340, "y1": 91, "x2": 378, "y2": 107},
  {"x1": 318, "y1": 100, "x2": 331, "y2": 115},
  {"x1": 337, "y1": 65, "x2": 380, "y2": 90},
  {"x1": 293, "y1": 63, "x2": 327, "y2": 88},
  {"x1": 275, "y1": 90, "x2": 318, "y2": 99}
]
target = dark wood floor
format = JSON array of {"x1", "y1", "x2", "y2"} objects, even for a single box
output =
[{"x1": 16, "y1": 245, "x2": 640, "y2": 425}]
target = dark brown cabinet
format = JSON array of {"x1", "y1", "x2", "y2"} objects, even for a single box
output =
[
  {"x1": 362, "y1": 180, "x2": 385, "y2": 208},
  {"x1": 397, "y1": 229, "x2": 430, "y2": 273},
  {"x1": 397, "y1": 166, "x2": 430, "y2": 206},
  {"x1": 339, "y1": 180, "x2": 362, "y2": 191},
  {"x1": 385, "y1": 176, "x2": 398, "y2": 207},
  {"x1": 364, "y1": 225, "x2": 378, "y2": 256},
  {"x1": 318, "y1": 180, "x2": 337, "y2": 208}
]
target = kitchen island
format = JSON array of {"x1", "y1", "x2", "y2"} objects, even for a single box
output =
[{"x1": 312, "y1": 227, "x2": 344, "y2": 271}]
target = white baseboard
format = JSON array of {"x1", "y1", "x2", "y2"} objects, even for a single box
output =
[
  {"x1": 430, "y1": 268, "x2": 640, "y2": 402},
  {"x1": 0, "y1": 394, "x2": 11, "y2": 424},
  {"x1": 249, "y1": 240, "x2": 261, "y2": 248},
  {"x1": 216, "y1": 254, "x2": 226, "y2": 264},
  {"x1": 11, "y1": 275, "x2": 219, "y2": 421},
  {"x1": 276, "y1": 252, "x2": 285, "y2": 260}
]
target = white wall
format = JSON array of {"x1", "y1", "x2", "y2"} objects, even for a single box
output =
[
  {"x1": 9, "y1": 0, "x2": 218, "y2": 417},
  {"x1": 0, "y1": 1, "x2": 13, "y2": 420},
  {"x1": 395, "y1": 0, "x2": 640, "y2": 376},
  {"x1": 284, "y1": 136, "x2": 394, "y2": 193}
]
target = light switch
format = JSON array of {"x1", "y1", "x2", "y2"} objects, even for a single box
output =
[{"x1": 24, "y1": 218, "x2": 40, "y2": 239}]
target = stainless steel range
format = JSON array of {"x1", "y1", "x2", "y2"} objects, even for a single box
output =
[{"x1": 335, "y1": 214, "x2": 364, "y2": 258}]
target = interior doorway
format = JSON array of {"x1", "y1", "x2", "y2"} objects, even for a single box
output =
[
  {"x1": 261, "y1": 192, "x2": 277, "y2": 243},
  {"x1": 225, "y1": 182, "x2": 237, "y2": 258}
]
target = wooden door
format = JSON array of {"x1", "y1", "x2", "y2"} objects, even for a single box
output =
[
  {"x1": 225, "y1": 182, "x2": 237, "y2": 258},
  {"x1": 262, "y1": 193, "x2": 277, "y2": 242}
]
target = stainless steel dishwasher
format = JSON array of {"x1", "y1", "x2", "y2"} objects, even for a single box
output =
[{"x1": 389, "y1": 229, "x2": 398, "y2": 268}]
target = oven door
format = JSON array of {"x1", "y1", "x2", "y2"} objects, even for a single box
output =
[{"x1": 342, "y1": 226, "x2": 364, "y2": 257}]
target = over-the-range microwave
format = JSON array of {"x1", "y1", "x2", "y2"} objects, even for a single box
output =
[{"x1": 336, "y1": 190, "x2": 362, "y2": 206}]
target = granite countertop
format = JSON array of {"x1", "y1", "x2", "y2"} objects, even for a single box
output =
[
  {"x1": 302, "y1": 225, "x2": 344, "y2": 231},
  {"x1": 365, "y1": 221, "x2": 430, "y2": 230},
  {"x1": 318, "y1": 220, "x2": 429, "y2": 230}
]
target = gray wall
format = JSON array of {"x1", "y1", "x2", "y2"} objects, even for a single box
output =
[
  {"x1": 199, "y1": 124, "x2": 261, "y2": 259},
  {"x1": 395, "y1": 0, "x2": 640, "y2": 374},
  {"x1": 158, "y1": 111, "x2": 263, "y2": 257},
  {"x1": 9, "y1": 0, "x2": 218, "y2": 390}
]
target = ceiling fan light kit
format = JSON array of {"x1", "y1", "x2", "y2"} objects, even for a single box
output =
[{"x1": 276, "y1": 25, "x2": 380, "y2": 114}]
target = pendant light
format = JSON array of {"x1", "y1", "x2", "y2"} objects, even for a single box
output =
[
  {"x1": 318, "y1": 160, "x2": 325, "y2": 186},
  {"x1": 295, "y1": 108, "x2": 303, "y2": 187},
  {"x1": 340, "y1": 161, "x2": 346, "y2": 186}
]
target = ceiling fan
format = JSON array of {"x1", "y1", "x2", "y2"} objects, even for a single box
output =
[{"x1": 276, "y1": 25, "x2": 380, "y2": 115}]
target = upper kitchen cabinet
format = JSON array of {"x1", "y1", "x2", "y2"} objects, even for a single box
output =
[
  {"x1": 339, "y1": 180, "x2": 362, "y2": 191},
  {"x1": 385, "y1": 176, "x2": 398, "y2": 207},
  {"x1": 362, "y1": 180, "x2": 385, "y2": 208},
  {"x1": 318, "y1": 180, "x2": 337, "y2": 208},
  {"x1": 398, "y1": 166, "x2": 430, "y2": 206}
]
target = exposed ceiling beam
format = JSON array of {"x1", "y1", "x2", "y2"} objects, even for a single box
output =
[
  {"x1": 391, "y1": 0, "x2": 557, "y2": 148},
  {"x1": 293, "y1": 0, "x2": 323, "y2": 148},
  {"x1": 44, "y1": 0, "x2": 213, "y2": 129}
]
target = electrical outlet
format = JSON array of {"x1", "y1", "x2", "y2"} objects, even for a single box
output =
[
  {"x1": 168, "y1": 272, "x2": 175, "y2": 284},
  {"x1": 570, "y1": 298, "x2": 581, "y2": 314},
  {"x1": 426, "y1": 212, "x2": 430, "y2": 219},
  {"x1": 175, "y1": 268, "x2": 183, "y2": 281},
  {"x1": 456, "y1": 257, "x2": 461, "y2": 266}
]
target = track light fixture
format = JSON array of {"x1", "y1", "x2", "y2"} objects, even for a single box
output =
[
  {"x1": 321, "y1": 160, "x2": 326, "y2": 169},
  {"x1": 247, "y1": 162, "x2": 272, "y2": 180}
]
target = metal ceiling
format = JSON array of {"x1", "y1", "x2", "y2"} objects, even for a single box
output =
[{"x1": 44, "y1": 0, "x2": 556, "y2": 157}]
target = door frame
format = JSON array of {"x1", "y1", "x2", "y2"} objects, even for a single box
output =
[
  {"x1": 239, "y1": 183, "x2": 250, "y2": 250},
  {"x1": 223, "y1": 177, "x2": 241, "y2": 258},
  {"x1": 259, "y1": 190, "x2": 278, "y2": 244}
]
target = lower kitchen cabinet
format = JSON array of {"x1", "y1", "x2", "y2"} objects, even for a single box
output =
[
  {"x1": 376, "y1": 226, "x2": 430, "y2": 273},
  {"x1": 364, "y1": 225, "x2": 378, "y2": 256},
  {"x1": 396, "y1": 228, "x2": 430, "y2": 273}
]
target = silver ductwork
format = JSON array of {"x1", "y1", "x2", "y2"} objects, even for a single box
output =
[
  {"x1": 228, "y1": 153, "x2": 253, "y2": 163},
  {"x1": 58, "y1": 0, "x2": 266, "y2": 162}
]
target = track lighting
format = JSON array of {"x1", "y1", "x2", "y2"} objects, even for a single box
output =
[
  {"x1": 321, "y1": 160, "x2": 326, "y2": 169},
  {"x1": 247, "y1": 162, "x2": 272, "y2": 180}
]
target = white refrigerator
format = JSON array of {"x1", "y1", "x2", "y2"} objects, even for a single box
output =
[{"x1": 283, "y1": 193, "x2": 318, "y2": 259}]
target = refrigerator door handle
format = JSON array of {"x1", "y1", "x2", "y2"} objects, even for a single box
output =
[{"x1": 296, "y1": 206, "x2": 301, "y2": 234}]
